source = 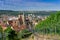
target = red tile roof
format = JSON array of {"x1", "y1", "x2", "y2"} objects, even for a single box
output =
[{"x1": 12, "y1": 24, "x2": 26, "y2": 31}]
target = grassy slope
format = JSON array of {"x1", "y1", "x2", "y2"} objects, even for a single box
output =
[{"x1": 35, "y1": 11, "x2": 60, "y2": 35}]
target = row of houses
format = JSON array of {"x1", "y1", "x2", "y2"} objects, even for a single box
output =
[{"x1": 0, "y1": 14, "x2": 27, "y2": 31}]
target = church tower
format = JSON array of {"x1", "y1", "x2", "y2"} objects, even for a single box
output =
[{"x1": 18, "y1": 12, "x2": 25, "y2": 25}]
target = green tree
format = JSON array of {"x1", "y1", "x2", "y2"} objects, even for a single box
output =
[
  {"x1": 0, "y1": 26, "x2": 3, "y2": 40},
  {"x1": 4, "y1": 26, "x2": 18, "y2": 40}
]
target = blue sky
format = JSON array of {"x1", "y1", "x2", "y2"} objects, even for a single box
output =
[{"x1": 0, "y1": 0, "x2": 60, "y2": 11}]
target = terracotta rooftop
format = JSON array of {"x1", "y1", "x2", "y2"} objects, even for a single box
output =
[{"x1": 12, "y1": 24, "x2": 26, "y2": 31}]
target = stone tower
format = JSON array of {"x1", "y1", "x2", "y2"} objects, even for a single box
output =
[{"x1": 18, "y1": 12, "x2": 25, "y2": 25}]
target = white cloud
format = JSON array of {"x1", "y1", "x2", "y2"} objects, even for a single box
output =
[{"x1": 0, "y1": 0, "x2": 60, "y2": 11}]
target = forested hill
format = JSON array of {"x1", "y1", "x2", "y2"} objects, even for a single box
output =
[
  {"x1": 0, "y1": 10, "x2": 57, "y2": 16},
  {"x1": 0, "y1": 10, "x2": 19, "y2": 16}
]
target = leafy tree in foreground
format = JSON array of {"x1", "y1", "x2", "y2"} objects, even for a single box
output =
[
  {"x1": 4, "y1": 27, "x2": 32, "y2": 40},
  {"x1": 4, "y1": 27, "x2": 18, "y2": 40},
  {"x1": 0, "y1": 26, "x2": 3, "y2": 40}
]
